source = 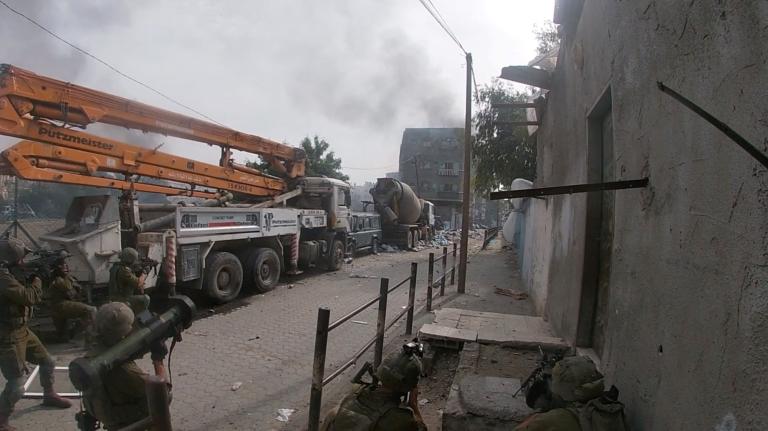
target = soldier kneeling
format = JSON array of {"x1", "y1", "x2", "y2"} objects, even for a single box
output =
[
  {"x1": 48, "y1": 255, "x2": 96, "y2": 342},
  {"x1": 81, "y1": 302, "x2": 168, "y2": 430},
  {"x1": 322, "y1": 342, "x2": 427, "y2": 431}
]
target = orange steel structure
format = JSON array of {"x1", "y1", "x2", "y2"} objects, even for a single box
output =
[{"x1": 0, "y1": 64, "x2": 305, "y2": 198}]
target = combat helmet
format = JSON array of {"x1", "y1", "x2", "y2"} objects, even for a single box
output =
[
  {"x1": 119, "y1": 247, "x2": 139, "y2": 265},
  {"x1": 94, "y1": 302, "x2": 135, "y2": 346},
  {"x1": 0, "y1": 237, "x2": 29, "y2": 264},
  {"x1": 550, "y1": 355, "x2": 605, "y2": 403},
  {"x1": 376, "y1": 345, "x2": 423, "y2": 394}
]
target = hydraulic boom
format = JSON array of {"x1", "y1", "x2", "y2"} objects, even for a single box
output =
[{"x1": 0, "y1": 64, "x2": 305, "y2": 198}]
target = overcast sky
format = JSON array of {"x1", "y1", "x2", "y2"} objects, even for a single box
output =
[{"x1": 0, "y1": 0, "x2": 554, "y2": 184}]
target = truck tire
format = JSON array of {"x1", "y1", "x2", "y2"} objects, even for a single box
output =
[
  {"x1": 242, "y1": 247, "x2": 281, "y2": 293},
  {"x1": 326, "y1": 238, "x2": 344, "y2": 271},
  {"x1": 406, "y1": 230, "x2": 414, "y2": 250},
  {"x1": 203, "y1": 252, "x2": 243, "y2": 304}
]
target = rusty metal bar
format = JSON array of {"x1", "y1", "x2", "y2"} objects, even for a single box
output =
[
  {"x1": 426, "y1": 252, "x2": 434, "y2": 312},
  {"x1": 406, "y1": 262, "x2": 417, "y2": 335},
  {"x1": 492, "y1": 102, "x2": 536, "y2": 109},
  {"x1": 489, "y1": 178, "x2": 649, "y2": 200},
  {"x1": 308, "y1": 307, "x2": 330, "y2": 431},
  {"x1": 450, "y1": 242, "x2": 457, "y2": 285},
  {"x1": 146, "y1": 375, "x2": 172, "y2": 431},
  {"x1": 373, "y1": 278, "x2": 389, "y2": 370},
  {"x1": 328, "y1": 295, "x2": 380, "y2": 331},
  {"x1": 440, "y1": 246, "x2": 447, "y2": 296},
  {"x1": 323, "y1": 335, "x2": 377, "y2": 386},
  {"x1": 495, "y1": 120, "x2": 540, "y2": 127},
  {"x1": 657, "y1": 81, "x2": 768, "y2": 169}
]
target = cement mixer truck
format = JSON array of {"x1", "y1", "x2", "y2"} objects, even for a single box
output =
[{"x1": 366, "y1": 178, "x2": 435, "y2": 250}]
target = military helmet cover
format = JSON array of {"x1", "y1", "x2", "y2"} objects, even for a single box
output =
[
  {"x1": 95, "y1": 302, "x2": 135, "y2": 345},
  {"x1": 119, "y1": 247, "x2": 139, "y2": 265},
  {"x1": 375, "y1": 351, "x2": 422, "y2": 393},
  {"x1": 550, "y1": 355, "x2": 605, "y2": 403},
  {"x1": 0, "y1": 237, "x2": 29, "y2": 263}
]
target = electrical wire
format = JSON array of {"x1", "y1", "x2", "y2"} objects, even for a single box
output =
[
  {"x1": 0, "y1": 0, "x2": 226, "y2": 127},
  {"x1": 416, "y1": 0, "x2": 467, "y2": 55}
]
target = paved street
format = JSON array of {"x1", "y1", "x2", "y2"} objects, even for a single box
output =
[{"x1": 4, "y1": 240, "x2": 473, "y2": 431}]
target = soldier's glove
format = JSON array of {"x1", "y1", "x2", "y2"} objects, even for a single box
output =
[{"x1": 150, "y1": 340, "x2": 169, "y2": 362}]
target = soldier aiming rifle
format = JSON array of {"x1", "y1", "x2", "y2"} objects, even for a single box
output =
[{"x1": 321, "y1": 341, "x2": 427, "y2": 431}]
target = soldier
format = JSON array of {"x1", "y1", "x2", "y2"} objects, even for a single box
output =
[
  {"x1": 322, "y1": 342, "x2": 427, "y2": 431},
  {"x1": 0, "y1": 238, "x2": 72, "y2": 431},
  {"x1": 514, "y1": 355, "x2": 627, "y2": 431},
  {"x1": 48, "y1": 254, "x2": 96, "y2": 342},
  {"x1": 108, "y1": 247, "x2": 150, "y2": 314},
  {"x1": 82, "y1": 302, "x2": 151, "y2": 430}
]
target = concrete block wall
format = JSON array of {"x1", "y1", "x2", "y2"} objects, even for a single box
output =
[{"x1": 526, "y1": 1, "x2": 768, "y2": 429}]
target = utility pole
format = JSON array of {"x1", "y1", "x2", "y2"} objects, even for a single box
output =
[{"x1": 458, "y1": 52, "x2": 472, "y2": 294}]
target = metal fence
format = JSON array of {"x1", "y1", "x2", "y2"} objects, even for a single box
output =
[
  {"x1": 426, "y1": 242, "x2": 458, "y2": 312},
  {"x1": 481, "y1": 226, "x2": 501, "y2": 250},
  {"x1": 307, "y1": 241, "x2": 461, "y2": 430},
  {"x1": 308, "y1": 262, "x2": 419, "y2": 431}
]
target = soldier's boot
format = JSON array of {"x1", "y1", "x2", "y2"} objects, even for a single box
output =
[
  {"x1": 41, "y1": 390, "x2": 72, "y2": 409},
  {"x1": 0, "y1": 410, "x2": 16, "y2": 431}
]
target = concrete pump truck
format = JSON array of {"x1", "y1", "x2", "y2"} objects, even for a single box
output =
[{"x1": 0, "y1": 64, "x2": 351, "y2": 304}]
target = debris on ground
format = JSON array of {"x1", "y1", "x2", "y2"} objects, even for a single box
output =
[
  {"x1": 419, "y1": 398, "x2": 430, "y2": 406},
  {"x1": 231, "y1": 382, "x2": 243, "y2": 391},
  {"x1": 287, "y1": 284, "x2": 295, "y2": 289},
  {"x1": 275, "y1": 408, "x2": 296, "y2": 422},
  {"x1": 379, "y1": 243, "x2": 399, "y2": 253},
  {"x1": 349, "y1": 274, "x2": 377, "y2": 279},
  {"x1": 494, "y1": 288, "x2": 529, "y2": 300},
  {"x1": 351, "y1": 320, "x2": 368, "y2": 325}
]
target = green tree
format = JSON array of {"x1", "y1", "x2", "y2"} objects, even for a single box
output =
[
  {"x1": 248, "y1": 135, "x2": 349, "y2": 182},
  {"x1": 472, "y1": 80, "x2": 536, "y2": 196},
  {"x1": 533, "y1": 20, "x2": 559, "y2": 55}
]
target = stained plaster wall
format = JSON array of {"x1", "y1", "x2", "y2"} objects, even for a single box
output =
[{"x1": 527, "y1": 1, "x2": 768, "y2": 429}]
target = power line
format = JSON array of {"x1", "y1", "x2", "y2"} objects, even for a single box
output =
[
  {"x1": 0, "y1": 0, "x2": 226, "y2": 127},
  {"x1": 342, "y1": 165, "x2": 397, "y2": 171},
  {"x1": 416, "y1": 0, "x2": 467, "y2": 55}
]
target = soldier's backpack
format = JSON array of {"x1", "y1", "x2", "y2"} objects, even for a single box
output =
[{"x1": 577, "y1": 386, "x2": 629, "y2": 431}]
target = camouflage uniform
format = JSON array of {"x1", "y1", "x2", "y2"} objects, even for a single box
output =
[
  {"x1": 48, "y1": 273, "x2": 95, "y2": 338},
  {"x1": 514, "y1": 356, "x2": 606, "y2": 431},
  {"x1": 83, "y1": 302, "x2": 149, "y2": 430},
  {"x1": 322, "y1": 346, "x2": 426, "y2": 431},
  {"x1": 108, "y1": 248, "x2": 149, "y2": 314},
  {"x1": 0, "y1": 239, "x2": 71, "y2": 431}
]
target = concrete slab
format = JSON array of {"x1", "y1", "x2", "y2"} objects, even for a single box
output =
[
  {"x1": 443, "y1": 375, "x2": 532, "y2": 430},
  {"x1": 432, "y1": 308, "x2": 569, "y2": 350},
  {"x1": 419, "y1": 323, "x2": 478, "y2": 343}
]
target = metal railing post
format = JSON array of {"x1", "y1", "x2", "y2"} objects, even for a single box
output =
[
  {"x1": 146, "y1": 375, "x2": 172, "y2": 431},
  {"x1": 308, "y1": 307, "x2": 331, "y2": 431},
  {"x1": 405, "y1": 262, "x2": 417, "y2": 335},
  {"x1": 451, "y1": 242, "x2": 457, "y2": 285},
  {"x1": 374, "y1": 278, "x2": 389, "y2": 370},
  {"x1": 426, "y1": 253, "x2": 434, "y2": 312},
  {"x1": 440, "y1": 246, "x2": 447, "y2": 296}
]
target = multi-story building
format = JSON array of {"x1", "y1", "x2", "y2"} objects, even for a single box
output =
[{"x1": 399, "y1": 128, "x2": 464, "y2": 229}]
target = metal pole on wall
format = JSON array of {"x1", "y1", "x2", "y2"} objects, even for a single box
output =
[{"x1": 458, "y1": 52, "x2": 472, "y2": 294}]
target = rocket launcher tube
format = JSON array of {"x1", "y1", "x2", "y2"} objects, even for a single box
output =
[{"x1": 68, "y1": 295, "x2": 196, "y2": 392}]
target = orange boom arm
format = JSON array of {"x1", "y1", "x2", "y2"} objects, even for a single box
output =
[{"x1": 0, "y1": 64, "x2": 304, "y2": 197}]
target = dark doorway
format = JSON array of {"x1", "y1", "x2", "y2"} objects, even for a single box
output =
[{"x1": 577, "y1": 87, "x2": 614, "y2": 357}]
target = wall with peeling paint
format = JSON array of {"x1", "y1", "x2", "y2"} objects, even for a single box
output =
[{"x1": 527, "y1": 0, "x2": 768, "y2": 429}]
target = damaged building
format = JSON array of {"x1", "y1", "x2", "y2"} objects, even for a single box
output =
[{"x1": 504, "y1": 0, "x2": 768, "y2": 429}]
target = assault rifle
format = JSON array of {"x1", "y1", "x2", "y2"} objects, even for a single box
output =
[
  {"x1": 1, "y1": 248, "x2": 69, "y2": 283},
  {"x1": 516, "y1": 346, "x2": 564, "y2": 409},
  {"x1": 136, "y1": 256, "x2": 160, "y2": 276}
]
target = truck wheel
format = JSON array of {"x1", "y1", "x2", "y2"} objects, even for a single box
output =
[
  {"x1": 242, "y1": 248, "x2": 281, "y2": 293},
  {"x1": 326, "y1": 239, "x2": 344, "y2": 271},
  {"x1": 372, "y1": 238, "x2": 379, "y2": 255},
  {"x1": 203, "y1": 252, "x2": 243, "y2": 304},
  {"x1": 406, "y1": 231, "x2": 414, "y2": 249}
]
